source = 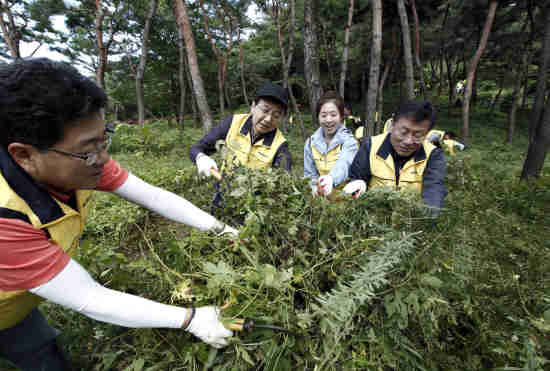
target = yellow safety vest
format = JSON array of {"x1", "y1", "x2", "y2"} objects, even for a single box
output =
[
  {"x1": 0, "y1": 150, "x2": 93, "y2": 329},
  {"x1": 427, "y1": 130, "x2": 457, "y2": 156},
  {"x1": 442, "y1": 139, "x2": 456, "y2": 156},
  {"x1": 310, "y1": 140, "x2": 342, "y2": 176},
  {"x1": 224, "y1": 114, "x2": 287, "y2": 170},
  {"x1": 369, "y1": 133, "x2": 436, "y2": 192},
  {"x1": 354, "y1": 126, "x2": 365, "y2": 141}
]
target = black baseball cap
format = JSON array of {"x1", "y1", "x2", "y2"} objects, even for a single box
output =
[{"x1": 256, "y1": 82, "x2": 289, "y2": 110}]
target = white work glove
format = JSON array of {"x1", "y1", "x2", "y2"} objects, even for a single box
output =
[
  {"x1": 310, "y1": 184, "x2": 318, "y2": 197},
  {"x1": 211, "y1": 220, "x2": 238, "y2": 237},
  {"x1": 343, "y1": 180, "x2": 367, "y2": 199},
  {"x1": 186, "y1": 306, "x2": 233, "y2": 348},
  {"x1": 196, "y1": 153, "x2": 218, "y2": 178},
  {"x1": 219, "y1": 224, "x2": 238, "y2": 237},
  {"x1": 317, "y1": 175, "x2": 334, "y2": 197}
]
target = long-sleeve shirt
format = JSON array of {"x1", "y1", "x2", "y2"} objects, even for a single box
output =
[
  {"x1": 189, "y1": 114, "x2": 292, "y2": 172},
  {"x1": 304, "y1": 126, "x2": 358, "y2": 187}
]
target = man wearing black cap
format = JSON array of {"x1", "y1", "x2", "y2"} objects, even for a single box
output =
[{"x1": 189, "y1": 82, "x2": 292, "y2": 175}]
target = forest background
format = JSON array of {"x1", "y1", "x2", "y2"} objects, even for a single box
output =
[{"x1": 1, "y1": 0, "x2": 550, "y2": 370}]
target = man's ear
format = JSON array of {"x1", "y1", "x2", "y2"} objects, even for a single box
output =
[{"x1": 7, "y1": 143, "x2": 40, "y2": 175}]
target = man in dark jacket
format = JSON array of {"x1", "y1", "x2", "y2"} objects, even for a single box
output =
[
  {"x1": 343, "y1": 100, "x2": 447, "y2": 212},
  {"x1": 189, "y1": 83, "x2": 292, "y2": 177}
]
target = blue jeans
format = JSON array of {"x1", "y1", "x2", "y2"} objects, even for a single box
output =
[{"x1": 0, "y1": 308, "x2": 72, "y2": 371}]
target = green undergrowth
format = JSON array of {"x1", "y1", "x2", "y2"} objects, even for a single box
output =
[{"x1": 34, "y1": 117, "x2": 550, "y2": 371}]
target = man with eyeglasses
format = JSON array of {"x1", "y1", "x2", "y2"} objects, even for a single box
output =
[
  {"x1": 189, "y1": 82, "x2": 292, "y2": 176},
  {"x1": 343, "y1": 100, "x2": 447, "y2": 213},
  {"x1": 0, "y1": 58, "x2": 236, "y2": 370}
]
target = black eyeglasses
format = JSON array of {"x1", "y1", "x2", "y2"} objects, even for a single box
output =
[{"x1": 46, "y1": 132, "x2": 112, "y2": 167}]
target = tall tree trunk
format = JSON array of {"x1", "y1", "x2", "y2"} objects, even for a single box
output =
[
  {"x1": 377, "y1": 25, "x2": 399, "y2": 133},
  {"x1": 320, "y1": 22, "x2": 337, "y2": 91},
  {"x1": 136, "y1": 0, "x2": 158, "y2": 127},
  {"x1": 520, "y1": 104, "x2": 550, "y2": 180},
  {"x1": 490, "y1": 75, "x2": 504, "y2": 113},
  {"x1": 0, "y1": 0, "x2": 21, "y2": 58},
  {"x1": 445, "y1": 57, "x2": 454, "y2": 107},
  {"x1": 275, "y1": 0, "x2": 304, "y2": 138},
  {"x1": 339, "y1": 0, "x2": 355, "y2": 98},
  {"x1": 239, "y1": 42, "x2": 249, "y2": 107},
  {"x1": 397, "y1": 0, "x2": 414, "y2": 100},
  {"x1": 95, "y1": 0, "x2": 106, "y2": 89},
  {"x1": 461, "y1": 0, "x2": 498, "y2": 145},
  {"x1": 304, "y1": 0, "x2": 322, "y2": 126},
  {"x1": 410, "y1": 0, "x2": 426, "y2": 99},
  {"x1": 528, "y1": 7, "x2": 550, "y2": 144},
  {"x1": 435, "y1": 2, "x2": 451, "y2": 104},
  {"x1": 507, "y1": 16, "x2": 533, "y2": 144},
  {"x1": 184, "y1": 53, "x2": 199, "y2": 127},
  {"x1": 507, "y1": 55, "x2": 528, "y2": 144},
  {"x1": 173, "y1": 0, "x2": 213, "y2": 132},
  {"x1": 178, "y1": 35, "x2": 186, "y2": 133},
  {"x1": 363, "y1": 0, "x2": 382, "y2": 137}
]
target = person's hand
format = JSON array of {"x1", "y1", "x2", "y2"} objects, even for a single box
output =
[
  {"x1": 310, "y1": 184, "x2": 318, "y2": 197},
  {"x1": 185, "y1": 306, "x2": 233, "y2": 348},
  {"x1": 317, "y1": 175, "x2": 333, "y2": 197},
  {"x1": 456, "y1": 142, "x2": 465, "y2": 151},
  {"x1": 196, "y1": 153, "x2": 218, "y2": 178},
  {"x1": 343, "y1": 180, "x2": 367, "y2": 198}
]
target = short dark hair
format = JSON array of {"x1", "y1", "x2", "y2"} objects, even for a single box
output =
[
  {"x1": 394, "y1": 100, "x2": 437, "y2": 130},
  {"x1": 445, "y1": 131, "x2": 458, "y2": 139},
  {"x1": 316, "y1": 91, "x2": 345, "y2": 118},
  {"x1": 0, "y1": 58, "x2": 108, "y2": 150}
]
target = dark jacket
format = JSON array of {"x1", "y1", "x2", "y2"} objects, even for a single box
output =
[{"x1": 349, "y1": 134, "x2": 447, "y2": 209}]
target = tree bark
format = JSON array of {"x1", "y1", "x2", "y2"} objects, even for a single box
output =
[
  {"x1": 0, "y1": 0, "x2": 21, "y2": 58},
  {"x1": 521, "y1": 103, "x2": 550, "y2": 180},
  {"x1": 239, "y1": 42, "x2": 249, "y2": 107},
  {"x1": 528, "y1": 7, "x2": 550, "y2": 144},
  {"x1": 339, "y1": 0, "x2": 355, "y2": 98},
  {"x1": 178, "y1": 35, "x2": 186, "y2": 133},
  {"x1": 377, "y1": 25, "x2": 399, "y2": 133},
  {"x1": 461, "y1": 0, "x2": 498, "y2": 145},
  {"x1": 136, "y1": 0, "x2": 158, "y2": 127},
  {"x1": 363, "y1": 0, "x2": 382, "y2": 137},
  {"x1": 173, "y1": 0, "x2": 213, "y2": 132},
  {"x1": 507, "y1": 53, "x2": 530, "y2": 144},
  {"x1": 397, "y1": 0, "x2": 414, "y2": 100},
  {"x1": 410, "y1": 0, "x2": 426, "y2": 100},
  {"x1": 304, "y1": 0, "x2": 322, "y2": 126},
  {"x1": 490, "y1": 76, "x2": 504, "y2": 114},
  {"x1": 95, "y1": 0, "x2": 106, "y2": 89}
]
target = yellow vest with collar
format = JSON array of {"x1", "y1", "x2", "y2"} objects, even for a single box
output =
[
  {"x1": 369, "y1": 133, "x2": 436, "y2": 192},
  {"x1": 0, "y1": 152, "x2": 93, "y2": 329},
  {"x1": 310, "y1": 140, "x2": 342, "y2": 176},
  {"x1": 224, "y1": 114, "x2": 287, "y2": 170},
  {"x1": 442, "y1": 139, "x2": 456, "y2": 156}
]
